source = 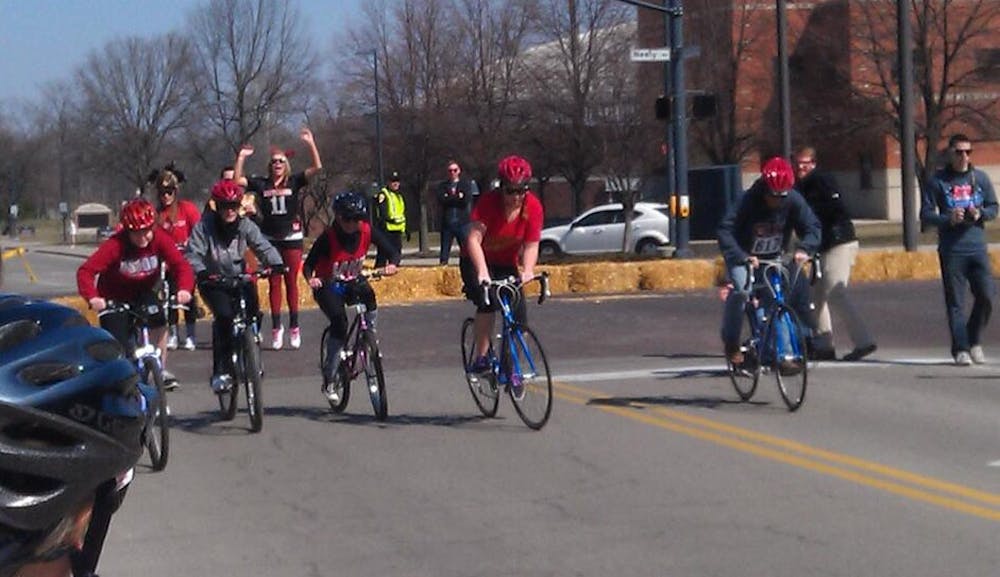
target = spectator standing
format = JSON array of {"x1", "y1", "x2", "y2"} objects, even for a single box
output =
[
  {"x1": 794, "y1": 146, "x2": 876, "y2": 362},
  {"x1": 234, "y1": 127, "x2": 322, "y2": 350},
  {"x1": 437, "y1": 159, "x2": 478, "y2": 265},
  {"x1": 921, "y1": 133, "x2": 998, "y2": 366},
  {"x1": 373, "y1": 170, "x2": 407, "y2": 267}
]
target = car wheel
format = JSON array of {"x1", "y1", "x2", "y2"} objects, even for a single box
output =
[
  {"x1": 635, "y1": 239, "x2": 661, "y2": 256},
  {"x1": 539, "y1": 241, "x2": 562, "y2": 259}
]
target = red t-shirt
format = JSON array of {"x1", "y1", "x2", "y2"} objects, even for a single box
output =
[
  {"x1": 466, "y1": 190, "x2": 543, "y2": 267},
  {"x1": 157, "y1": 200, "x2": 202, "y2": 246},
  {"x1": 77, "y1": 229, "x2": 194, "y2": 302}
]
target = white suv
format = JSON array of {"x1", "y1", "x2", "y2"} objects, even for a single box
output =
[{"x1": 539, "y1": 202, "x2": 671, "y2": 257}]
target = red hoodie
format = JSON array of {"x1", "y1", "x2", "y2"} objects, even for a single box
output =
[{"x1": 77, "y1": 228, "x2": 194, "y2": 302}]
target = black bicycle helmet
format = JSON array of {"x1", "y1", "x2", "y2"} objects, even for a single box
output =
[
  {"x1": 333, "y1": 191, "x2": 367, "y2": 220},
  {"x1": 0, "y1": 295, "x2": 143, "y2": 570}
]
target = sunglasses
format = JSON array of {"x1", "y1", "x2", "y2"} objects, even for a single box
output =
[
  {"x1": 340, "y1": 215, "x2": 363, "y2": 222},
  {"x1": 503, "y1": 184, "x2": 528, "y2": 196},
  {"x1": 447, "y1": 167, "x2": 460, "y2": 173},
  {"x1": 270, "y1": 158, "x2": 287, "y2": 165},
  {"x1": 218, "y1": 201, "x2": 241, "y2": 211},
  {"x1": 954, "y1": 148, "x2": 973, "y2": 156},
  {"x1": 159, "y1": 188, "x2": 176, "y2": 196}
]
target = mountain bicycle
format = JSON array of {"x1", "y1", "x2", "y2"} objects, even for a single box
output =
[
  {"x1": 460, "y1": 273, "x2": 553, "y2": 430},
  {"x1": 726, "y1": 258, "x2": 813, "y2": 411},
  {"x1": 204, "y1": 268, "x2": 279, "y2": 433},
  {"x1": 98, "y1": 301, "x2": 169, "y2": 471},
  {"x1": 320, "y1": 271, "x2": 388, "y2": 421}
]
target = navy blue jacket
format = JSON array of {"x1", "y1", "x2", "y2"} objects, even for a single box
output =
[{"x1": 921, "y1": 166, "x2": 998, "y2": 254}]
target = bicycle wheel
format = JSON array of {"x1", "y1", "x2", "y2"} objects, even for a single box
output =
[
  {"x1": 242, "y1": 329, "x2": 264, "y2": 432},
  {"x1": 217, "y1": 343, "x2": 239, "y2": 421},
  {"x1": 461, "y1": 317, "x2": 499, "y2": 418},
  {"x1": 765, "y1": 304, "x2": 808, "y2": 411},
  {"x1": 505, "y1": 325, "x2": 553, "y2": 430},
  {"x1": 320, "y1": 328, "x2": 350, "y2": 412},
  {"x1": 728, "y1": 307, "x2": 762, "y2": 402},
  {"x1": 361, "y1": 332, "x2": 388, "y2": 421},
  {"x1": 141, "y1": 357, "x2": 169, "y2": 472}
]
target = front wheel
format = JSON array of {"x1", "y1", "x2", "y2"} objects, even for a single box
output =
[
  {"x1": 505, "y1": 325, "x2": 553, "y2": 430},
  {"x1": 141, "y1": 358, "x2": 169, "y2": 471},
  {"x1": 321, "y1": 328, "x2": 350, "y2": 412},
  {"x1": 242, "y1": 329, "x2": 264, "y2": 432},
  {"x1": 361, "y1": 332, "x2": 388, "y2": 421},
  {"x1": 218, "y1": 344, "x2": 240, "y2": 421},
  {"x1": 461, "y1": 318, "x2": 499, "y2": 418},
  {"x1": 728, "y1": 307, "x2": 762, "y2": 401},
  {"x1": 766, "y1": 304, "x2": 808, "y2": 411}
]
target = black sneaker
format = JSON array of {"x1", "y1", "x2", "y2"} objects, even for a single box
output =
[{"x1": 843, "y1": 344, "x2": 877, "y2": 362}]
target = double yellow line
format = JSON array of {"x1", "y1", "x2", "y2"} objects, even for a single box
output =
[{"x1": 554, "y1": 381, "x2": 1000, "y2": 522}]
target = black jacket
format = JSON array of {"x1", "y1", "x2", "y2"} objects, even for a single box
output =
[{"x1": 797, "y1": 169, "x2": 856, "y2": 252}]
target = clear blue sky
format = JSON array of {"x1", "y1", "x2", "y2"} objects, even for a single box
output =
[{"x1": 0, "y1": 0, "x2": 366, "y2": 104}]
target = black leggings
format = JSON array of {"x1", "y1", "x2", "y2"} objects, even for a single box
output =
[
  {"x1": 98, "y1": 294, "x2": 167, "y2": 353},
  {"x1": 199, "y1": 281, "x2": 260, "y2": 374},
  {"x1": 313, "y1": 279, "x2": 377, "y2": 342},
  {"x1": 458, "y1": 258, "x2": 527, "y2": 322}
]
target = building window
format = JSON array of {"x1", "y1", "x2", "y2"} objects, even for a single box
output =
[
  {"x1": 859, "y1": 153, "x2": 872, "y2": 191},
  {"x1": 975, "y1": 48, "x2": 1000, "y2": 82}
]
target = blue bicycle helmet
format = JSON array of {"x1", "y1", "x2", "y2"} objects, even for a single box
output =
[
  {"x1": 333, "y1": 191, "x2": 367, "y2": 220},
  {"x1": 0, "y1": 295, "x2": 143, "y2": 570}
]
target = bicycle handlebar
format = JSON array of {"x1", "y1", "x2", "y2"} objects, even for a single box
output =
[
  {"x1": 202, "y1": 266, "x2": 287, "y2": 289},
  {"x1": 480, "y1": 272, "x2": 550, "y2": 307}
]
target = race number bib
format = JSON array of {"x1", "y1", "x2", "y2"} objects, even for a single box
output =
[{"x1": 751, "y1": 234, "x2": 782, "y2": 255}]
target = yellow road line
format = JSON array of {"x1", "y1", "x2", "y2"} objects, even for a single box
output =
[{"x1": 551, "y1": 381, "x2": 1000, "y2": 522}]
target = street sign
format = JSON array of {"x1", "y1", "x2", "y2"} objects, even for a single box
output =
[{"x1": 630, "y1": 47, "x2": 671, "y2": 62}]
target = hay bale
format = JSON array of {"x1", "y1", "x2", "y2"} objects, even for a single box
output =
[
  {"x1": 437, "y1": 266, "x2": 465, "y2": 297},
  {"x1": 568, "y1": 262, "x2": 641, "y2": 293},
  {"x1": 639, "y1": 259, "x2": 717, "y2": 291}
]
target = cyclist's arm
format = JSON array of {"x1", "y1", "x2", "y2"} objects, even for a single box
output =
[
  {"x1": 790, "y1": 192, "x2": 821, "y2": 256},
  {"x1": 77, "y1": 239, "x2": 119, "y2": 302},
  {"x1": 521, "y1": 240, "x2": 539, "y2": 281},
  {"x1": 243, "y1": 219, "x2": 283, "y2": 269},
  {"x1": 465, "y1": 221, "x2": 490, "y2": 283},
  {"x1": 184, "y1": 220, "x2": 210, "y2": 278},
  {"x1": 717, "y1": 195, "x2": 750, "y2": 266},
  {"x1": 370, "y1": 226, "x2": 402, "y2": 266},
  {"x1": 302, "y1": 231, "x2": 330, "y2": 280}
]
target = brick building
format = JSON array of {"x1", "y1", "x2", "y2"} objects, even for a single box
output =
[{"x1": 638, "y1": 1, "x2": 1000, "y2": 220}]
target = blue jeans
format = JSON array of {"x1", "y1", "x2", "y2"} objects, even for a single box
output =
[
  {"x1": 939, "y1": 250, "x2": 994, "y2": 355},
  {"x1": 439, "y1": 219, "x2": 467, "y2": 264}
]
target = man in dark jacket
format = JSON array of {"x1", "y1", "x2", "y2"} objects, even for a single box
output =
[
  {"x1": 437, "y1": 159, "x2": 479, "y2": 265},
  {"x1": 795, "y1": 146, "x2": 876, "y2": 362}
]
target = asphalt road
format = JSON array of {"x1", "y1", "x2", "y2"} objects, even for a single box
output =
[{"x1": 80, "y1": 281, "x2": 1000, "y2": 577}]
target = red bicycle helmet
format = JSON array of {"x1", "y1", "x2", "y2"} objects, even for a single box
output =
[
  {"x1": 119, "y1": 199, "x2": 156, "y2": 230},
  {"x1": 497, "y1": 155, "x2": 533, "y2": 187},
  {"x1": 211, "y1": 180, "x2": 243, "y2": 203},
  {"x1": 761, "y1": 156, "x2": 795, "y2": 196}
]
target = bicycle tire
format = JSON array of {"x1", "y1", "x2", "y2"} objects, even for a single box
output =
[
  {"x1": 765, "y1": 304, "x2": 808, "y2": 411},
  {"x1": 217, "y1": 342, "x2": 239, "y2": 421},
  {"x1": 728, "y1": 307, "x2": 762, "y2": 401},
  {"x1": 320, "y1": 328, "x2": 350, "y2": 412},
  {"x1": 505, "y1": 325, "x2": 553, "y2": 430},
  {"x1": 460, "y1": 317, "x2": 499, "y2": 418},
  {"x1": 362, "y1": 332, "x2": 388, "y2": 421},
  {"x1": 243, "y1": 329, "x2": 264, "y2": 432},
  {"x1": 141, "y1": 357, "x2": 169, "y2": 471}
]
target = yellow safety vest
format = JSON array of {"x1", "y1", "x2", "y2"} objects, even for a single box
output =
[{"x1": 380, "y1": 188, "x2": 406, "y2": 232}]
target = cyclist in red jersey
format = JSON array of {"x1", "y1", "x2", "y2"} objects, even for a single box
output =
[
  {"x1": 303, "y1": 191, "x2": 400, "y2": 385},
  {"x1": 461, "y1": 155, "x2": 544, "y2": 373},
  {"x1": 151, "y1": 164, "x2": 203, "y2": 352},
  {"x1": 234, "y1": 127, "x2": 322, "y2": 351},
  {"x1": 77, "y1": 199, "x2": 194, "y2": 386}
]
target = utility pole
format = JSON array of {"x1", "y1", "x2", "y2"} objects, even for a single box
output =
[
  {"x1": 897, "y1": 0, "x2": 918, "y2": 251},
  {"x1": 776, "y1": 0, "x2": 791, "y2": 159}
]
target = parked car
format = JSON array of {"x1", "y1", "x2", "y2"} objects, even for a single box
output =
[{"x1": 539, "y1": 202, "x2": 671, "y2": 257}]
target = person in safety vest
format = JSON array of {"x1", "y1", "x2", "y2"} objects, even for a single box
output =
[{"x1": 373, "y1": 170, "x2": 407, "y2": 267}]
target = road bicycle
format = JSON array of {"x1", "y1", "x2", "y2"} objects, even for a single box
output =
[
  {"x1": 98, "y1": 301, "x2": 169, "y2": 471},
  {"x1": 320, "y1": 271, "x2": 388, "y2": 421},
  {"x1": 460, "y1": 273, "x2": 553, "y2": 430},
  {"x1": 726, "y1": 258, "x2": 813, "y2": 411},
  {"x1": 204, "y1": 268, "x2": 278, "y2": 433}
]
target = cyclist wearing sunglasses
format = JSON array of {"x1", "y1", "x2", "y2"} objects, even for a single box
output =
[
  {"x1": 718, "y1": 156, "x2": 821, "y2": 368},
  {"x1": 462, "y1": 155, "x2": 544, "y2": 373},
  {"x1": 921, "y1": 133, "x2": 998, "y2": 366},
  {"x1": 186, "y1": 180, "x2": 285, "y2": 393},
  {"x1": 304, "y1": 191, "x2": 400, "y2": 383},
  {"x1": 77, "y1": 199, "x2": 194, "y2": 384},
  {"x1": 150, "y1": 164, "x2": 203, "y2": 353}
]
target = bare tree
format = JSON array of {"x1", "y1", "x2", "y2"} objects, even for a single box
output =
[
  {"x1": 188, "y1": 0, "x2": 319, "y2": 155},
  {"x1": 76, "y1": 33, "x2": 195, "y2": 192},
  {"x1": 852, "y1": 0, "x2": 1000, "y2": 187},
  {"x1": 528, "y1": 0, "x2": 633, "y2": 215}
]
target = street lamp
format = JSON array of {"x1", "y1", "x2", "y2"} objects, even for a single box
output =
[{"x1": 357, "y1": 49, "x2": 385, "y2": 188}]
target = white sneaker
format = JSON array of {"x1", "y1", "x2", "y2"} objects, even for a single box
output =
[
  {"x1": 183, "y1": 336, "x2": 196, "y2": 351},
  {"x1": 954, "y1": 351, "x2": 973, "y2": 366},
  {"x1": 970, "y1": 345, "x2": 986, "y2": 364},
  {"x1": 166, "y1": 334, "x2": 179, "y2": 350},
  {"x1": 289, "y1": 327, "x2": 301, "y2": 350},
  {"x1": 271, "y1": 325, "x2": 284, "y2": 350}
]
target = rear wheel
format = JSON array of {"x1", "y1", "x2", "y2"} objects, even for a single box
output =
[
  {"x1": 141, "y1": 358, "x2": 169, "y2": 471},
  {"x1": 243, "y1": 329, "x2": 264, "y2": 432},
  {"x1": 321, "y1": 328, "x2": 350, "y2": 412},
  {"x1": 361, "y1": 332, "x2": 388, "y2": 421},
  {"x1": 728, "y1": 307, "x2": 762, "y2": 402},
  {"x1": 506, "y1": 326, "x2": 553, "y2": 430},
  {"x1": 766, "y1": 304, "x2": 808, "y2": 411},
  {"x1": 461, "y1": 317, "x2": 499, "y2": 418}
]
